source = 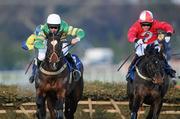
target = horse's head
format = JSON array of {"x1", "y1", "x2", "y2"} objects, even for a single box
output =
[
  {"x1": 137, "y1": 44, "x2": 166, "y2": 85},
  {"x1": 41, "y1": 33, "x2": 66, "y2": 71},
  {"x1": 45, "y1": 33, "x2": 63, "y2": 63}
]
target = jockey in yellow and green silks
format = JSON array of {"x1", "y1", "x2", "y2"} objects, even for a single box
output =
[{"x1": 22, "y1": 13, "x2": 85, "y2": 83}]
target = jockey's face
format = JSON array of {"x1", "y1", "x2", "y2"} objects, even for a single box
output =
[
  {"x1": 48, "y1": 24, "x2": 59, "y2": 34},
  {"x1": 141, "y1": 22, "x2": 152, "y2": 31}
]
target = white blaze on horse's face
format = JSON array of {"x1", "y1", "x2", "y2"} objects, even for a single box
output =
[
  {"x1": 51, "y1": 40, "x2": 58, "y2": 47},
  {"x1": 49, "y1": 39, "x2": 59, "y2": 64}
]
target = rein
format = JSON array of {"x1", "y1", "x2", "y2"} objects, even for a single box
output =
[{"x1": 135, "y1": 66, "x2": 152, "y2": 81}]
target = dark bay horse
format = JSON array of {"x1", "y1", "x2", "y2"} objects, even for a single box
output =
[
  {"x1": 34, "y1": 33, "x2": 84, "y2": 119},
  {"x1": 127, "y1": 45, "x2": 170, "y2": 119}
]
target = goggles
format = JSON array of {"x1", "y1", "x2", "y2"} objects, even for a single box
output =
[
  {"x1": 141, "y1": 22, "x2": 152, "y2": 27},
  {"x1": 48, "y1": 24, "x2": 59, "y2": 29},
  {"x1": 49, "y1": 26, "x2": 58, "y2": 29}
]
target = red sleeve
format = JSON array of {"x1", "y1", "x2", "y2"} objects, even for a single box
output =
[
  {"x1": 127, "y1": 21, "x2": 140, "y2": 43},
  {"x1": 154, "y1": 20, "x2": 174, "y2": 33}
]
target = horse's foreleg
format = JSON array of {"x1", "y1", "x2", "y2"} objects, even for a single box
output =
[
  {"x1": 47, "y1": 96, "x2": 56, "y2": 119},
  {"x1": 36, "y1": 94, "x2": 46, "y2": 119},
  {"x1": 130, "y1": 94, "x2": 143, "y2": 119},
  {"x1": 65, "y1": 77, "x2": 83, "y2": 119},
  {"x1": 127, "y1": 80, "x2": 134, "y2": 112},
  {"x1": 65, "y1": 97, "x2": 78, "y2": 119},
  {"x1": 146, "y1": 99, "x2": 163, "y2": 119},
  {"x1": 55, "y1": 90, "x2": 65, "y2": 119},
  {"x1": 54, "y1": 99, "x2": 64, "y2": 119}
]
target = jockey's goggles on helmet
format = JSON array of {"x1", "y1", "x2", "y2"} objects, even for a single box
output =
[
  {"x1": 141, "y1": 22, "x2": 152, "y2": 27},
  {"x1": 48, "y1": 24, "x2": 59, "y2": 29}
]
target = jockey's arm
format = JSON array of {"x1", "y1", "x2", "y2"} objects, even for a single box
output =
[
  {"x1": 22, "y1": 25, "x2": 45, "y2": 50},
  {"x1": 22, "y1": 34, "x2": 36, "y2": 50},
  {"x1": 61, "y1": 20, "x2": 85, "y2": 41},
  {"x1": 157, "y1": 21, "x2": 174, "y2": 34},
  {"x1": 127, "y1": 22, "x2": 139, "y2": 43},
  {"x1": 67, "y1": 26, "x2": 85, "y2": 40}
]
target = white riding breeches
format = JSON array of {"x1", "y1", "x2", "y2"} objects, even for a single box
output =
[
  {"x1": 37, "y1": 41, "x2": 69, "y2": 61},
  {"x1": 37, "y1": 40, "x2": 47, "y2": 61},
  {"x1": 135, "y1": 43, "x2": 147, "y2": 57},
  {"x1": 62, "y1": 42, "x2": 69, "y2": 56},
  {"x1": 135, "y1": 40, "x2": 160, "y2": 57},
  {"x1": 38, "y1": 48, "x2": 47, "y2": 61}
]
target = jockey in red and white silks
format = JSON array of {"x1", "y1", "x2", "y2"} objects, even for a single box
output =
[
  {"x1": 126, "y1": 10, "x2": 176, "y2": 81},
  {"x1": 128, "y1": 10, "x2": 174, "y2": 56}
]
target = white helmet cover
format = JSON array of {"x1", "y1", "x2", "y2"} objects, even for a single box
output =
[{"x1": 47, "y1": 14, "x2": 61, "y2": 25}]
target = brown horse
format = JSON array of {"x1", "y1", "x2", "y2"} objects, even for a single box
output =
[
  {"x1": 34, "y1": 33, "x2": 84, "y2": 119},
  {"x1": 127, "y1": 45, "x2": 170, "y2": 119}
]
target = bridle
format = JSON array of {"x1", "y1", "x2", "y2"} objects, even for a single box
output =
[
  {"x1": 49, "y1": 35, "x2": 60, "y2": 63},
  {"x1": 39, "y1": 33, "x2": 68, "y2": 75}
]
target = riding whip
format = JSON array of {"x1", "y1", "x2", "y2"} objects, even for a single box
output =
[
  {"x1": 25, "y1": 57, "x2": 34, "y2": 74},
  {"x1": 63, "y1": 43, "x2": 71, "y2": 49},
  {"x1": 117, "y1": 44, "x2": 140, "y2": 71},
  {"x1": 117, "y1": 51, "x2": 135, "y2": 71}
]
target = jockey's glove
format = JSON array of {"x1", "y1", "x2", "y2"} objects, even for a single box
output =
[
  {"x1": 135, "y1": 39, "x2": 147, "y2": 49},
  {"x1": 71, "y1": 37, "x2": 80, "y2": 45},
  {"x1": 165, "y1": 32, "x2": 172, "y2": 43},
  {"x1": 153, "y1": 40, "x2": 161, "y2": 52},
  {"x1": 135, "y1": 38, "x2": 144, "y2": 45},
  {"x1": 135, "y1": 39, "x2": 147, "y2": 56},
  {"x1": 34, "y1": 40, "x2": 45, "y2": 49},
  {"x1": 154, "y1": 45, "x2": 161, "y2": 52}
]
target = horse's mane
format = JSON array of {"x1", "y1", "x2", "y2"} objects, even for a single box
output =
[{"x1": 137, "y1": 44, "x2": 165, "y2": 80}]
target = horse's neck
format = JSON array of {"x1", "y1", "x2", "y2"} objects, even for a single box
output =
[{"x1": 137, "y1": 58, "x2": 151, "y2": 77}]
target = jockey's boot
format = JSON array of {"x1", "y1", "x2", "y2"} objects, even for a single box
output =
[
  {"x1": 29, "y1": 59, "x2": 41, "y2": 83},
  {"x1": 163, "y1": 59, "x2": 176, "y2": 78},
  {"x1": 29, "y1": 63, "x2": 36, "y2": 83},
  {"x1": 65, "y1": 53, "x2": 81, "y2": 81},
  {"x1": 126, "y1": 55, "x2": 139, "y2": 81}
]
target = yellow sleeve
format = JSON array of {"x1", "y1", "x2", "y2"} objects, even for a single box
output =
[
  {"x1": 67, "y1": 26, "x2": 85, "y2": 40},
  {"x1": 26, "y1": 34, "x2": 36, "y2": 50}
]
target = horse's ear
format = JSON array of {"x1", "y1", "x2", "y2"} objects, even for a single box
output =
[
  {"x1": 56, "y1": 32, "x2": 63, "y2": 37},
  {"x1": 44, "y1": 31, "x2": 48, "y2": 37},
  {"x1": 158, "y1": 49, "x2": 165, "y2": 60},
  {"x1": 144, "y1": 45, "x2": 152, "y2": 55},
  {"x1": 45, "y1": 32, "x2": 53, "y2": 39},
  {"x1": 159, "y1": 48, "x2": 163, "y2": 55}
]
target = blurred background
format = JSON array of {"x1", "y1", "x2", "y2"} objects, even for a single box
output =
[{"x1": 0, "y1": 0, "x2": 180, "y2": 84}]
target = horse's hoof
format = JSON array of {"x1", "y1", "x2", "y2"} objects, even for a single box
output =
[{"x1": 55, "y1": 110, "x2": 64, "y2": 119}]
